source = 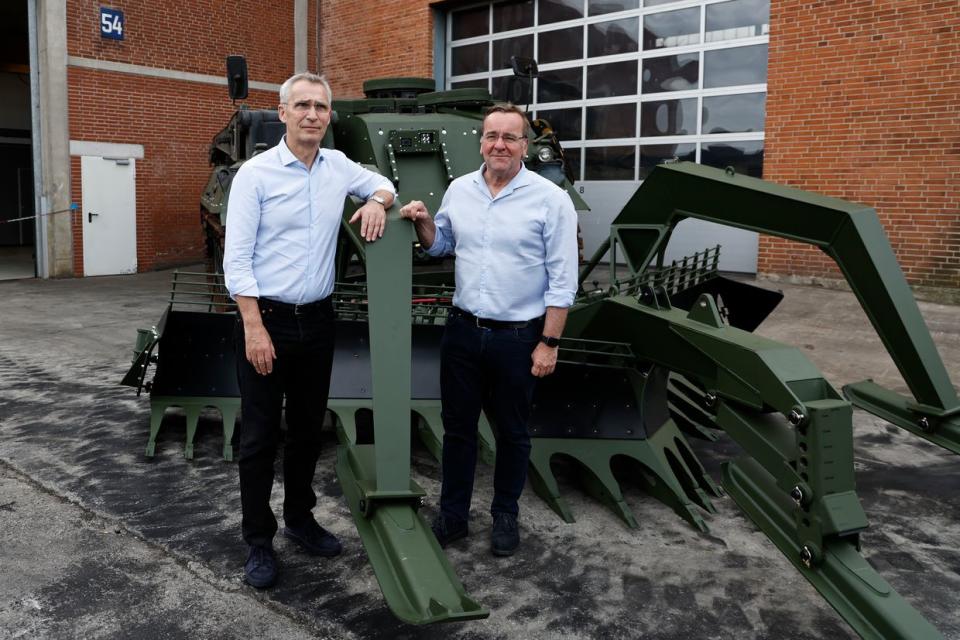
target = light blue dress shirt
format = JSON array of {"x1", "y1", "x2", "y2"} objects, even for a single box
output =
[
  {"x1": 426, "y1": 164, "x2": 579, "y2": 321},
  {"x1": 223, "y1": 137, "x2": 395, "y2": 304}
]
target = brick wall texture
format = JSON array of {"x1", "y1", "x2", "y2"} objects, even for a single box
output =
[
  {"x1": 66, "y1": 0, "x2": 305, "y2": 272},
  {"x1": 64, "y1": 0, "x2": 959, "y2": 291},
  {"x1": 318, "y1": 0, "x2": 435, "y2": 99},
  {"x1": 763, "y1": 0, "x2": 960, "y2": 289}
]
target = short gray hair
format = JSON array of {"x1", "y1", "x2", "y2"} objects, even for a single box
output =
[
  {"x1": 279, "y1": 72, "x2": 333, "y2": 105},
  {"x1": 481, "y1": 102, "x2": 527, "y2": 133}
]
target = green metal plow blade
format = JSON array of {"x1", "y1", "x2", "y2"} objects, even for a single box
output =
[
  {"x1": 843, "y1": 380, "x2": 960, "y2": 455},
  {"x1": 724, "y1": 457, "x2": 942, "y2": 640},
  {"x1": 333, "y1": 211, "x2": 488, "y2": 624},
  {"x1": 336, "y1": 445, "x2": 486, "y2": 624}
]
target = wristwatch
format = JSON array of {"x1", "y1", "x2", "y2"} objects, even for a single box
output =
[
  {"x1": 367, "y1": 194, "x2": 387, "y2": 207},
  {"x1": 540, "y1": 335, "x2": 561, "y2": 348}
]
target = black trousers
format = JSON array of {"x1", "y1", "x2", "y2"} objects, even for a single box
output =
[
  {"x1": 438, "y1": 309, "x2": 542, "y2": 523},
  {"x1": 235, "y1": 297, "x2": 335, "y2": 548}
]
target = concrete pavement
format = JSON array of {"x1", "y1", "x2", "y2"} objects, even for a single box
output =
[{"x1": 0, "y1": 268, "x2": 957, "y2": 639}]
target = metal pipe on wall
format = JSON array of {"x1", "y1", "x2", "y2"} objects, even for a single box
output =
[{"x1": 27, "y1": 0, "x2": 45, "y2": 278}]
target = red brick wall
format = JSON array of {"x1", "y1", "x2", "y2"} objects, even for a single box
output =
[
  {"x1": 763, "y1": 0, "x2": 960, "y2": 290},
  {"x1": 318, "y1": 0, "x2": 435, "y2": 99},
  {"x1": 66, "y1": 0, "x2": 303, "y2": 274},
  {"x1": 68, "y1": 69, "x2": 277, "y2": 272},
  {"x1": 62, "y1": 0, "x2": 959, "y2": 288},
  {"x1": 67, "y1": 0, "x2": 296, "y2": 83}
]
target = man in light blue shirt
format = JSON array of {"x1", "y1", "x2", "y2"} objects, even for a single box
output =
[
  {"x1": 400, "y1": 103, "x2": 578, "y2": 557},
  {"x1": 223, "y1": 71, "x2": 395, "y2": 589}
]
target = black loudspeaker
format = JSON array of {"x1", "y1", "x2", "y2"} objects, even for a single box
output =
[{"x1": 226, "y1": 55, "x2": 248, "y2": 101}]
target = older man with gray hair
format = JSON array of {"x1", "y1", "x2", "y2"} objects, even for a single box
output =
[{"x1": 224, "y1": 71, "x2": 395, "y2": 589}]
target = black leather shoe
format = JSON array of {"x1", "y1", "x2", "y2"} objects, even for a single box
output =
[
  {"x1": 431, "y1": 514, "x2": 469, "y2": 548},
  {"x1": 244, "y1": 545, "x2": 277, "y2": 589},
  {"x1": 283, "y1": 519, "x2": 342, "y2": 557},
  {"x1": 491, "y1": 512, "x2": 519, "y2": 557}
]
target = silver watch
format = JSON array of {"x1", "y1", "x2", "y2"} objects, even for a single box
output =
[{"x1": 368, "y1": 194, "x2": 387, "y2": 207}]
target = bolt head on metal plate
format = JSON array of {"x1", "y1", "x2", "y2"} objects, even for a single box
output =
[{"x1": 790, "y1": 486, "x2": 804, "y2": 506}]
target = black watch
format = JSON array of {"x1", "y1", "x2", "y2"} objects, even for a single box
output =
[{"x1": 540, "y1": 335, "x2": 561, "y2": 348}]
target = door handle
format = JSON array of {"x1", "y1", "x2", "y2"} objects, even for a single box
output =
[{"x1": 88, "y1": 211, "x2": 99, "y2": 223}]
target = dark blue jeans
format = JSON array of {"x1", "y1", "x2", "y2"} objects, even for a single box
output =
[
  {"x1": 235, "y1": 297, "x2": 335, "y2": 548},
  {"x1": 439, "y1": 309, "x2": 543, "y2": 524}
]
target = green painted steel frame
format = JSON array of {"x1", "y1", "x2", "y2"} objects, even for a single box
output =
[
  {"x1": 565, "y1": 292, "x2": 944, "y2": 638},
  {"x1": 332, "y1": 211, "x2": 488, "y2": 624},
  {"x1": 605, "y1": 162, "x2": 959, "y2": 453}
]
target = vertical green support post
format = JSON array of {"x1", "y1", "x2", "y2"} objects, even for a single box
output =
[
  {"x1": 334, "y1": 209, "x2": 487, "y2": 624},
  {"x1": 365, "y1": 213, "x2": 414, "y2": 492}
]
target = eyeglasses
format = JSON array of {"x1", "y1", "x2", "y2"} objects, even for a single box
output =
[
  {"x1": 287, "y1": 100, "x2": 329, "y2": 114},
  {"x1": 481, "y1": 132, "x2": 527, "y2": 146}
]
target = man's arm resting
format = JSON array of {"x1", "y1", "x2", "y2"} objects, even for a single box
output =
[
  {"x1": 371, "y1": 189, "x2": 395, "y2": 208},
  {"x1": 531, "y1": 306, "x2": 568, "y2": 378},
  {"x1": 236, "y1": 295, "x2": 276, "y2": 376},
  {"x1": 398, "y1": 200, "x2": 438, "y2": 249}
]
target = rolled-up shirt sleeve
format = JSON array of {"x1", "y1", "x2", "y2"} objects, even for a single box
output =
[
  {"x1": 542, "y1": 190, "x2": 579, "y2": 309},
  {"x1": 223, "y1": 164, "x2": 262, "y2": 299},
  {"x1": 346, "y1": 162, "x2": 396, "y2": 201}
]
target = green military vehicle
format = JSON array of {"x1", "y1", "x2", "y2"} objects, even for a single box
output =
[{"x1": 123, "y1": 58, "x2": 959, "y2": 638}]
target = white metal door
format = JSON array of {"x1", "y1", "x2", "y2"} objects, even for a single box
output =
[
  {"x1": 577, "y1": 181, "x2": 758, "y2": 273},
  {"x1": 81, "y1": 155, "x2": 137, "y2": 276}
]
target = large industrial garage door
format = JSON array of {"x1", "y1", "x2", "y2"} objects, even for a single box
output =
[{"x1": 445, "y1": 0, "x2": 768, "y2": 273}]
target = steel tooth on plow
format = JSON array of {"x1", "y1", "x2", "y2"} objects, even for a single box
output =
[
  {"x1": 415, "y1": 403, "x2": 498, "y2": 467},
  {"x1": 527, "y1": 418, "x2": 718, "y2": 533},
  {"x1": 723, "y1": 457, "x2": 943, "y2": 640},
  {"x1": 667, "y1": 373, "x2": 721, "y2": 441},
  {"x1": 335, "y1": 444, "x2": 488, "y2": 624},
  {"x1": 146, "y1": 396, "x2": 239, "y2": 460},
  {"x1": 328, "y1": 401, "x2": 366, "y2": 446},
  {"x1": 412, "y1": 403, "x2": 444, "y2": 463}
]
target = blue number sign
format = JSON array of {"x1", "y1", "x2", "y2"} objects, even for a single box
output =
[{"x1": 100, "y1": 7, "x2": 124, "y2": 40}]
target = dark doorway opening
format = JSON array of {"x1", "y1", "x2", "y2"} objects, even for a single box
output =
[{"x1": 0, "y1": 1, "x2": 35, "y2": 280}]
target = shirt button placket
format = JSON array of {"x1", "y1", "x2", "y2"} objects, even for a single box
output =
[
  {"x1": 479, "y1": 200, "x2": 492, "y2": 317},
  {"x1": 304, "y1": 164, "x2": 313, "y2": 303}
]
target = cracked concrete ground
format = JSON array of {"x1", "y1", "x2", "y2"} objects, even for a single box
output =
[{"x1": 0, "y1": 268, "x2": 957, "y2": 639}]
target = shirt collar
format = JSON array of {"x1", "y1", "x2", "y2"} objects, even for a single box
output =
[
  {"x1": 474, "y1": 163, "x2": 532, "y2": 198},
  {"x1": 278, "y1": 135, "x2": 324, "y2": 169}
]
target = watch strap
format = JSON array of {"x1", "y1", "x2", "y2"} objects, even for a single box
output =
[{"x1": 540, "y1": 335, "x2": 561, "y2": 348}]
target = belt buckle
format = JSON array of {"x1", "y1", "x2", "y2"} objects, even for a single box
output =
[{"x1": 294, "y1": 303, "x2": 305, "y2": 315}]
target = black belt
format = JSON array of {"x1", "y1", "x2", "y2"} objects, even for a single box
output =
[
  {"x1": 259, "y1": 296, "x2": 332, "y2": 315},
  {"x1": 451, "y1": 307, "x2": 542, "y2": 330}
]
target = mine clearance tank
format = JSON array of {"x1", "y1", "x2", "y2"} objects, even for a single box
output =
[{"x1": 122, "y1": 59, "x2": 959, "y2": 637}]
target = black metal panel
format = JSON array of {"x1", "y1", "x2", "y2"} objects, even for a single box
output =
[
  {"x1": 329, "y1": 320, "x2": 444, "y2": 400},
  {"x1": 528, "y1": 364, "x2": 669, "y2": 441},
  {"x1": 669, "y1": 275, "x2": 783, "y2": 332},
  {"x1": 151, "y1": 310, "x2": 239, "y2": 397}
]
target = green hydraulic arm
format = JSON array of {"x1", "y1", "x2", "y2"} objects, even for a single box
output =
[
  {"x1": 333, "y1": 208, "x2": 487, "y2": 624},
  {"x1": 565, "y1": 291, "x2": 943, "y2": 639},
  {"x1": 604, "y1": 162, "x2": 959, "y2": 453}
]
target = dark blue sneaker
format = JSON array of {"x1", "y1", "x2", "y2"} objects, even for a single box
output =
[
  {"x1": 491, "y1": 513, "x2": 519, "y2": 557},
  {"x1": 283, "y1": 519, "x2": 342, "y2": 557},
  {"x1": 431, "y1": 514, "x2": 469, "y2": 548},
  {"x1": 244, "y1": 545, "x2": 277, "y2": 589}
]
